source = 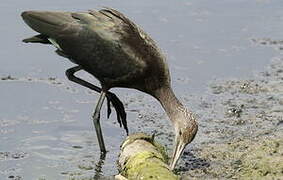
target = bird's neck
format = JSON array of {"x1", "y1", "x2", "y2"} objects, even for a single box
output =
[{"x1": 154, "y1": 86, "x2": 185, "y2": 121}]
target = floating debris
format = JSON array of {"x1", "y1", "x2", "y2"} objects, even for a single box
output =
[{"x1": 0, "y1": 75, "x2": 17, "y2": 81}]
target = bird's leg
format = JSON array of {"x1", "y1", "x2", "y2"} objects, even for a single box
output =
[
  {"x1": 65, "y1": 66, "x2": 101, "y2": 92},
  {"x1": 65, "y1": 66, "x2": 129, "y2": 134},
  {"x1": 93, "y1": 91, "x2": 107, "y2": 153},
  {"x1": 66, "y1": 66, "x2": 106, "y2": 152}
]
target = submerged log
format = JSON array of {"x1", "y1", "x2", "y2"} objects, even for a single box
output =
[{"x1": 116, "y1": 133, "x2": 179, "y2": 180}]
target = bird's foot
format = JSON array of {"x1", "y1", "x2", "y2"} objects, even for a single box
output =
[{"x1": 106, "y1": 92, "x2": 128, "y2": 135}]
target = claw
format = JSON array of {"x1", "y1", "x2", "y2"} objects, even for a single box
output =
[
  {"x1": 106, "y1": 97, "x2": 111, "y2": 118},
  {"x1": 111, "y1": 95, "x2": 123, "y2": 128},
  {"x1": 112, "y1": 93, "x2": 128, "y2": 135},
  {"x1": 106, "y1": 92, "x2": 129, "y2": 135}
]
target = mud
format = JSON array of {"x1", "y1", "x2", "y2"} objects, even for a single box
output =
[{"x1": 180, "y1": 49, "x2": 283, "y2": 178}]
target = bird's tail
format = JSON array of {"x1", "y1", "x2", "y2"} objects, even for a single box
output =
[
  {"x1": 22, "y1": 34, "x2": 50, "y2": 44},
  {"x1": 21, "y1": 11, "x2": 73, "y2": 37}
]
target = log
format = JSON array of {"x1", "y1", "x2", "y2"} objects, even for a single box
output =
[{"x1": 116, "y1": 133, "x2": 179, "y2": 180}]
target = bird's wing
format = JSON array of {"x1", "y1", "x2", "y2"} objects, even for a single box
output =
[
  {"x1": 22, "y1": 8, "x2": 166, "y2": 81},
  {"x1": 93, "y1": 8, "x2": 161, "y2": 57},
  {"x1": 22, "y1": 8, "x2": 160, "y2": 58}
]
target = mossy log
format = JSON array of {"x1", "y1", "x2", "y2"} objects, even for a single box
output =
[{"x1": 115, "y1": 133, "x2": 179, "y2": 180}]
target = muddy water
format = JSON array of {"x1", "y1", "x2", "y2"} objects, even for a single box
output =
[{"x1": 1, "y1": 0, "x2": 283, "y2": 179}]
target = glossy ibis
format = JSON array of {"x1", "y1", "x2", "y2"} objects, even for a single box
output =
[{"x1": 21, "y1": 8, "x2": 198, "y2": 169}]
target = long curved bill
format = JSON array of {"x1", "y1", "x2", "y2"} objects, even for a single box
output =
[{"x1": 169, "y1": 138, "x2": 186, "y2": 170}]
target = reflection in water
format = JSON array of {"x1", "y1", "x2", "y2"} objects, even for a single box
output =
[{"x1": 94, "y1": 153, "x2": 106, "y2": 179}]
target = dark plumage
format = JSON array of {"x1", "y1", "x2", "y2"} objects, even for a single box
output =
[{"x1": 21, "y1": 8, "x2": 198, "y2": 169}]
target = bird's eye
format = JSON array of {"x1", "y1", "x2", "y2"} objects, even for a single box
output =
[{"x1": 179, "y1": 131, "x2": 182, "y2": 136}]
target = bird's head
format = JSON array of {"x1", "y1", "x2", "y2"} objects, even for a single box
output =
[
  {"x1": 169, "y1": 110, "x2": 198, "y2": 170},
  {"x1": 152, "y1": 86, "x2": 198, "y2": 170}
]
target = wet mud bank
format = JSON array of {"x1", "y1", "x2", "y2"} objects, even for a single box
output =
[{"x1": 180, "y1": 48, "x2": 283, "y2": 178}]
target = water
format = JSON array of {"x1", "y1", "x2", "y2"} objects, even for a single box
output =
[{"x1": 1, "y1": 0, "x2": 282, "y2": 179}]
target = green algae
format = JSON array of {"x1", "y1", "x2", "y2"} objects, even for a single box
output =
[
  {"x1": 124, "y1": 152, "x2": 177, "y2": 180},
  {"x1": 121, "y1": 133, "x2": 170, "y2": 164},
  {"x1": 119, "y1": 133, "x2": 179, "y2": 180}
]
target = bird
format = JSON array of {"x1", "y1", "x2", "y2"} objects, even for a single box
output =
[{"x1": 21, "y1": 7, "x2": 198, "y2": 170}]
